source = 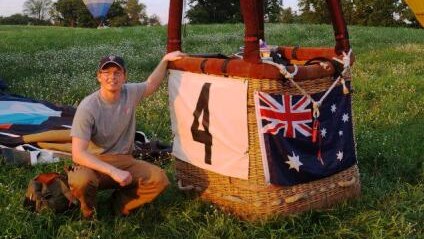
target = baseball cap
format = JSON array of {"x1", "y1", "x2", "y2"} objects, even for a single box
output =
[{"x1": 98, "y1": 55, "x2": 126, "y2": 72}]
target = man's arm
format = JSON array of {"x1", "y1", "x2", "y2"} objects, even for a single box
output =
[
  {"x1": 72, "y1": 137, "x2": 132, "y2": 187},
  {"x1": 143, "y1": 51, "x2": 185, "y2": 98}
]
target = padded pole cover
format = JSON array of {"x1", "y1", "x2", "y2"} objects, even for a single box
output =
[
  {"x1": 257, "y1": 0, "x2": 265, "y2": 41},
  {"x1": 326, "y1": 0, "x2": 350, "y2": 54},
  {"x1": 167, "y1": 0, "x2": 183, "y2": 53},
  {"x1": 240, "y1": 0, "x2": 261, "y2": 64}
]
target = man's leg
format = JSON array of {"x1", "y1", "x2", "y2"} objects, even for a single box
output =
[
  {"x1": 68, "y1": 164, "x2": 124, "y2": 218},
  {"x1": 69, "y1": 155, "x2": 169, "y2": 217},
  {"x1": 104, "y1": 155, "x2": 169, "y2": 215},
  {"x1": 67, "y1": 166, "x2": 99, "y2": 218}
]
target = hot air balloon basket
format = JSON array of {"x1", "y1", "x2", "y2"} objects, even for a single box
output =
[
  {"x1": 174, "y1": 69, "x2": 361, "y2": 221},
  {"x1": 167, "y1": 0, "x2": 361, "y2": 221}
]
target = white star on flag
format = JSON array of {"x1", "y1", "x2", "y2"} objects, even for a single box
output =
[
  {"x1": 339, "y1": 130, "x2": 343, "y2": 136},
  {"x1": 321, "y1": 128, "x2": 327, "y2": 138},
  {"x1": 286, "y1": 151, "x2": 303, "y2": 172},
  {"x1": 337, "y1": 151, "x2": 344, "y2": 161},
  {"x1": 342, "y1": 113, "x2": 349, "y2": 122},
  {"x1": 331, "y1": 104, "x2": 337, "y2": 113}
]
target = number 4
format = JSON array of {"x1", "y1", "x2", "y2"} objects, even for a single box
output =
[{"x1": 191, "y1": 83, "x2": 212, "y2": 164}]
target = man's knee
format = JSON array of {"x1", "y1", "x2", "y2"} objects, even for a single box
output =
[
  {"x1": 68, "y1": 166, "x2": 98, "y2": 193},
  {"x1": 142, "y1": 167, "x2": 169, "y2": 193}
]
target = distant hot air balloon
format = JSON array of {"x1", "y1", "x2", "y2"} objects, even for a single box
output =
[
  {"x1": 83, "y1": 0, "x2": 114, "y2": 26},
  {"x1": 405, "y1": 0, "x2": 424, "y2": 27}
]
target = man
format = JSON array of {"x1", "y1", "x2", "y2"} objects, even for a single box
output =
[{"x1": 69, "y1": 51, "x2": 184, "y2": 218}]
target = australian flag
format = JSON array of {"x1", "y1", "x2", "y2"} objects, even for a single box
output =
[{"x1": 255, "y1": 84, "x2": 356, "y2": 186}]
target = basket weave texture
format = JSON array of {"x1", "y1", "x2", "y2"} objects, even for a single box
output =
[{"x1": 175, "y1": 74, "x2": 361, "y2": 221}]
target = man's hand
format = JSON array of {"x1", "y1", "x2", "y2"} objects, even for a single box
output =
[
  {"x1": 162, "y1": 50, "x2": 186, "y2": 63},
  {"x1": 110, "y1": 167, "x2": 133, "y2": 187}
]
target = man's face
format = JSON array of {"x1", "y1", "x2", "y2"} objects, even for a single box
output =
[{"x1": 97, "y1": 65, "x2": 126, "y2": 93}]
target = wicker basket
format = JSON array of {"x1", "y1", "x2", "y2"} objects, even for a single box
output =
[{"x1": 167, "y1": 0, "x2": 360, "y2": 220}]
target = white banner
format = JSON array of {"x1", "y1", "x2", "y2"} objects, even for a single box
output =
[{"x1": 168, "y1": 70, "x2": 249, "y2": 179}]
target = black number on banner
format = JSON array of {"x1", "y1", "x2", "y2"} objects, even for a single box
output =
[{"x1": 191, "y1": 83, "x2": 212, "y2": 164}]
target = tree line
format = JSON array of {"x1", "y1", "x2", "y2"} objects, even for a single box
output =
[
  {"x1": 186, "y1": 0, "x2": 419, "y2": 28},
  {"x1": 0, "y1": 0, "x2": 161, "y2": 27},
  {"x1": 0, "y1": 0, "x2": 420, "y2": 28}
]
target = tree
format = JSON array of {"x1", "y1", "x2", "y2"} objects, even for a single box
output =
[
  {"x1": 396, "y1": 1, "x2": 420, "y2": 28},
  {"x1": 148, "y1": 14, "x2": 161, "y2": 26},
  {"x1": 351, "y1": 0, "x2": 398, "y2": 26},
  {"x1": 297, "y1": 0, "x2": 415, "y2": 27},
  {"x1": 298, "y1": 0, "x2": 331, "y2": 24},
  {"x1": 23, "y1": 0, "x2": 52, "y2": 21},
  {"x1": 52, "y1": 0, "x2": 96, "y2": 27},
  {"x1": 279, "y1": 7, "x2": 297, "y2": 23},
  {"x1": 107, "y1": 0, "x2": 130, "y2": 26},
  {"x1": 52, "y1": 0, "x2": 131, "y2": 27},
  {"x1": 186, "y1": 0, "x2": 242, "y2": 24},
  {"x1": 125, "y1": 0, "x2": 148, "y2": 25},
  {"x1": 0, "y1": 13, "x2": 51, "y2": 25},
  {"x1": 264, "y1": 0, "x2": 282, "y2": 23},
  {"x1": 186, "y1": 0, "x2": 285, "y2": 24},
  {"x1": 50, "y1": 0, "x2": 162, "y2": 27}
]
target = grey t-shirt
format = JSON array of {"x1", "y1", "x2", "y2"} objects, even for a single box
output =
[{"x1": 71, "y1": 83, "x2": 147, "y2": 155}]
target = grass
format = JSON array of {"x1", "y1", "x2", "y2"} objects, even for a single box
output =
[{"x1": 0, "y1": 23, "x2": 423, "y2": 238}]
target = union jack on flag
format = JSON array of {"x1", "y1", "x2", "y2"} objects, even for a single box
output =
[{"x1": 257, "y1": 92, "x2": 312, "y2": 138}]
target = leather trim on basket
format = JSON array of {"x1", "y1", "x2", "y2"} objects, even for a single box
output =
[{"x1": 168, "y1": 57, "x2": 335, "y2": 81}]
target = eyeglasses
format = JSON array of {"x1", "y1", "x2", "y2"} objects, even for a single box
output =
[{"x1": 99, "y1": 70, "x2": 124, "y2": 77}]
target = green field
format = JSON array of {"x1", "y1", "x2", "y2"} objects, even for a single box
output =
[{"x1": 0, "y1": 24, "x2": 423, "y2": 238}]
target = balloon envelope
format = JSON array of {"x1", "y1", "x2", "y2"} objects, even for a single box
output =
[
  {"x1": 83, "y1": 0, "x2": 114, "y2": 19},
  {"x1": 405, "y1": 0, "x2": 424, "y2": 27}
]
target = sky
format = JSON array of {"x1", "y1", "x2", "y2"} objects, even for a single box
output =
[{"x1": 0, "y1": 0, "x2": 298, "y2": 24}]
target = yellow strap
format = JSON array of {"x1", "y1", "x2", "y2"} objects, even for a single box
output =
[{"x1": 23, "y1": 130, "x2": 71, "y2": 143}]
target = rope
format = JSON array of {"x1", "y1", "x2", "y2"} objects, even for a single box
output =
[
  {"x1": 263, "y1": 49, "x2": 353, "y2": 119},
  {"x1": 264, "y1": 60, "x2": 334, "y2": 118},
  {"x1": 332, "y1": 49, "x2": 352, "y2": 78},
  {"x1": 262, "y1": 60, "x2": 298, "y2": 80},
  {"x1": 332, "y1": 49, "x2": 352, "y2": 94}
]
